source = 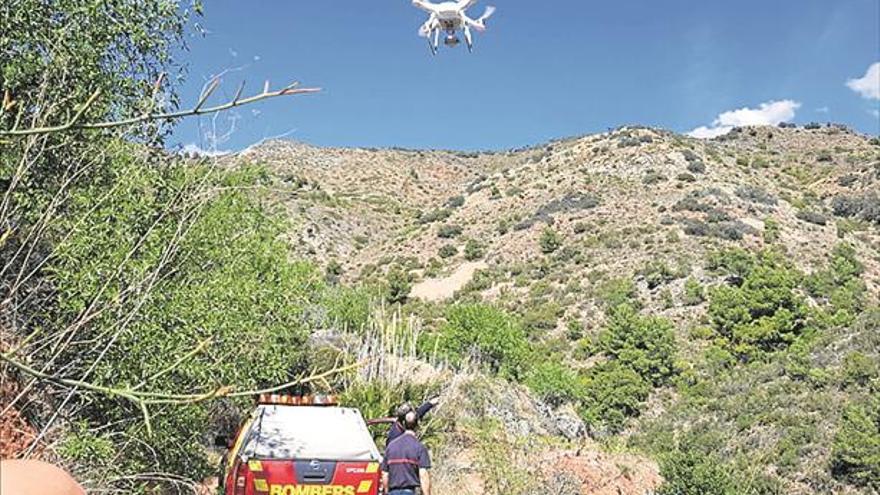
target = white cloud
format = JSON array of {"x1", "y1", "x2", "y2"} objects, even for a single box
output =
[
  {"x1": 816, "y1": 106, "x2": 829, "y2": 114},
  {"x1": 846, "y1": 62, "x2": 880, "y2": 100},
  {"x1": 870, "y1": 109, "x2": 880, "y2": 119},
  {"x1": 687, "y1": 100, "x2": 801, "y2": 139},
  {"x1": 179, "y1": 143, "x2": 231, "y2": 157},
  {"x1": 688, "y1": 126, "x2": 732, "y2": 139}
]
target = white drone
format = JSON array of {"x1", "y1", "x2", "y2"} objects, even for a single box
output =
[{"x1": 412, "y1": 0, "x2": 496, "y2": 54}]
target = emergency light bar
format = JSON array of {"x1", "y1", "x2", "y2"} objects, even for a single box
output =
[{"x1": 258, "y1": 393, "x2": 338, "y2": 406}]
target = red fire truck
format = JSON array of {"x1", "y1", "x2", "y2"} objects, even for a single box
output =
[{"x1": 221, "y1": 395, "x2": 381, "y2": 495}]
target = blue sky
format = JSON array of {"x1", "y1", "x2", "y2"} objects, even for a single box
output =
[{"x1": 171, "y1": 0, "x2": 880, "y2": 153}]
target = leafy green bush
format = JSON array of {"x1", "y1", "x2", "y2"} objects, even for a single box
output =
[
  {"x1": 464, "y1": 238, "x2": 486, "y2": 261},
  {"x1": 831, "y1": 397, "x2": 880, "y2": 489},
  {"x1": 598, "y1": 304, "x2": 678, "y2": 386},
  {"x1": 805, "y1": 243, "x2": 867, "y2": 323},
  {"x1": 842, "y1": 352, "x2": 879, "y2": 388},
  {"x1": 437, "y1": 223, "x2": 463, "y2": 238},
  {"x1": 764, "y1": 217, "x2": 781, "y2": 243},
  {"x1": 682, "y1": 278, "x2": 705, "y2": 306},
  {"x1": 438, "y1": 244, "x2": 458, "y2": 258},
  {"x1": 323, "y1": 286, "x2": 376, "y2": 331},
  {"x1": 525, "y1": 361, "x2": 587, "y2": 407},
  {"x1": 658, "y1": 443, "x2": 737, "y2": 495},
  {"x1": 432, "y1": 304, "x2": 530, "y2": 379},
  {"x1": 42, "y1": 159, "x2": 323, "y2": 481},
  {"x1": 539, "y1": 226, "x2": 563, "y2": 254},
  {"x1": 708, "y1": 253, "x2": 807, "y2": 358},
  {"x1": 419, "y1": 208, "x2": 453, "y2": 224},
  {"x1": 581, "y1": 362, "x2": 651, "y2": 432},
  {"x1": 596, "y1": 277, "x2": 640, "y2": 309},
  {"x1": 640, "y1": 260, "x2": 686, "y2": 289},
  {"x1": 385, "y1": 266, "x2": 412, "y2": 304}
]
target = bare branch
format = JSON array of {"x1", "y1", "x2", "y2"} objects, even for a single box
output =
[{"x1": 1, "y1": 80, "x2": 320, "y2": 137}]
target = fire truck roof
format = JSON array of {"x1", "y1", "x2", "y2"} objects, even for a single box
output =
[{"x1": 241, "y1": 405, "x2": 381, "y2": 462}]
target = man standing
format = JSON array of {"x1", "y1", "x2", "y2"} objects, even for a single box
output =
[
  {"x1": 381, "y1": 411, "x2": 432, "y2": 495},
  {"x1": 386, "y1": 396, "x2": 438, "y2": 447}
]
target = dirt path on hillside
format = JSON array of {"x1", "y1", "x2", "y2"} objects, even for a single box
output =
[{"x1": 410, "y1": 261, "x2": 488, "y2": 302}]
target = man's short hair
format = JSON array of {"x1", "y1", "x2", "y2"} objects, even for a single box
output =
[
  {"x1": 396, "y1": 402, "x2": 414, "y2": 422},
  {"x1": 403, "y1": 411, "x2": 419, "y2": 431}
]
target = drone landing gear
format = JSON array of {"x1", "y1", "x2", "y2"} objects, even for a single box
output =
[
  {"x1": 430, "y1": 28, "x2": 440, "y2": 55},
  {"x1": 463, "y1": 26, "x2": 474, "y2": 53}
]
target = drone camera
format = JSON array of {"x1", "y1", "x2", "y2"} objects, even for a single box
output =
[{"x1": 444, "y1": 35, "x2": 459, "y2": 46}]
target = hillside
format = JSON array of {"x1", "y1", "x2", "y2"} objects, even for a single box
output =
[
  {"x1": 228, "y1": 123, "x2": 880, "y2": 494},
  {"x1": 241, "y1": 124, "x2": 879, "y2": 306}
]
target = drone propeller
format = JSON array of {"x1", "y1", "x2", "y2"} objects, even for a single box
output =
[
  {"x1": 478, "y1": 5, "x2": 496, "y2": 24},
  {"x1": 465, "y1": 5, "x2": 495, "y2": 32}
]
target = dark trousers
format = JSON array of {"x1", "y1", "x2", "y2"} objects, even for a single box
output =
[{"x1": 388, "y1": 489, "x2": 417, "y2": 495}]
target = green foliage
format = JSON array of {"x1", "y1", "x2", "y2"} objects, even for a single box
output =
[
  {"x1": 418, "y1": 208, "x2": 452, "y2": 224},
  {"x1": 598, "y1": 304, "x2": 678, "y2": 386},
  {"x1": 385, "y1": 266, "x2": 412, "y2": 304},
  {"x1": 432, "y1": 304, "x2": 529, "y2": 379},
  {"x1": 539, "y1": 226, "x2": 563, "y2": 254},
  {"x1": 831, "y1": 397, "x2": 880, "y2": 489},
  {"x1": 658, "y1": 441, "x2": 737, "y2": 495},
  {"x1": 763, "y1": 217, "x2": 781, "y2": 243},
  {"x1": 805, "y1": 243, "x2": 867, "y2": 323},
  {"x1": 525, "y1": 360, "x2": 587, "y2": 407},
  {"x1": 707, "y1": 247, "x2": 757, "y2": 278},
  {"x1": 438, "y1": 244, "x2": 458, "y2": 258},
  {"x1": 437, "y1": 223, "x2": 463, "y2": 238},
  {"x1": 596, "y1": 277, "x2": 640, "y2": 309},
  {"x1": 464, "y1": 238, "x2": 486, "y2": 261},
  {"x1": 842, "y1": 352, "x2": 879, "y2": 388},
  {"x1": 682, "y1": 278, "x2": 705, "y2": 306},
  {"x1": 1, "y1": 0, "x2": 191, "y2": 133},
  {"x1": 323, "y1": 286, "x2": 376, "y2": 332},
  {"x1": 640, "y1": 259, "x2": 687, "y2": 289},
  {"x1": 708, "y1": 250, "x2": 808, "y2": 358},
  {"x1": 581, "y1": 362, "x2": 651, "y2": 433},
  {"x1": 43, "y1": 154, "x2": 322, "y2": 480}
]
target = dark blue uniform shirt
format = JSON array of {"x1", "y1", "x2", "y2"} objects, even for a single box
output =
[{"x1": 381, "y1": 433, "x2": 431, "y2": 490}]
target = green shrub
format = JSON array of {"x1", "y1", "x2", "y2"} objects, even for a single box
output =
[
  {"x1": 433, "y1": 304, "x2": 530, "y2": 379},
  {"x1": 640, "y1": 260, "x2": 686, "y2": 289},
  {"x1": 464, "y1": 238, "x2": 486, "y2": 261},
  {"x1": 581, "y1": 362, "x2": 651, "y2": 432},
  {"x1": 521, "y1": 302, "x2": 563, "y2": 335},
  {"x1": 597, "y1": 277, "x2": 640, "y2": 309},
  {"x1": 525, "y1": 361, "x2": 587, "y2": 407},
  {"x1": 764, "y1": 217, "x2": 781, "y2": 243},
  {"x1": 418, "y1": 208, "x2": 452, "y2": 224},
  {"x1": 323, "y1": 286, "x2": 375, "y2": 331},
  {"x1": 682, "y1": 278, "x2": 705, "y2": 306},
  {"x1": 842, "y1": 352, "x2": 879, "y2": 388},
  {"x1": 446, "y1": 195, "x2": 466, "y2": 208},
  {"x1": 708, "y1": 250, "x2": 808, "y2": 358},
  {"x1": 539, "y1": 226, "x2": 563, "y2": 254},
  {"x1": 598, "y1": 304, "x2": 678, "y2": 386},
  {"x1": 438, "y1": 244, "x2": 458, "y2": 258},
  {"x1": 658, "y1": 444, "x2": 737, "y2": 495},
  {"x1": 831, "y1": 397, "x2": 880, "y2": 489},
  {"x1": 385, "y1": 266, "x2": 412, "y2": 304},
  {"x1": 437, "y1": 224, "x2": 463, "y2": 239}
]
